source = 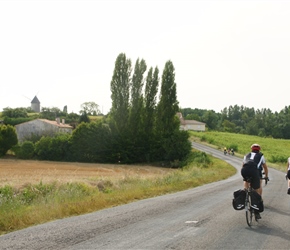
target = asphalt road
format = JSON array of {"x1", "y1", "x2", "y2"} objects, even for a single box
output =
[{"x1": 1, "y1": 142, "x2": 290, "y2": 250}]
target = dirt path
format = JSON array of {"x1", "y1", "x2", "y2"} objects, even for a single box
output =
[{"x1": 0, "y1": 159, "x2": 174, "y2": 188}]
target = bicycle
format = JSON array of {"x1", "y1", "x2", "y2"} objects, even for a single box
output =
[{"x1": 244, "y1": 176, "x2": 268, "y2": 227}]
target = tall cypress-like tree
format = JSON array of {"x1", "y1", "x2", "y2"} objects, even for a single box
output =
[
  {"x1": 142, "y1": 67, "x2": 159, "y2": 161},
  {"x1": 156, "y1": 60, "x2": 179, "y2": 136},
  {"x1": 126, "y1": 58, "x2": 147, "y2": 161},
  {"x1": 155, "y1": 61, "x2": 191, "y2": 163},
  {"x1": 110, "y1": 53, "x2": 132, "y2": 133},
  {"x1": 109, "y1": 53, "x2": 132, "y2": 163},
  {"x1": 129, "y1": 58, "x2": 147, "y2": 141},
  {"x1": 144, "y1": 66, "x2": 159, "y2": 135}
]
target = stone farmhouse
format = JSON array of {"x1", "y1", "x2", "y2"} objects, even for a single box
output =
[
  {"x1": 177, "y1": 112, "x2": 206, "y2": 131},
  {"x1": 15, "y1": 118, "x2": 73, "y2": 143}
]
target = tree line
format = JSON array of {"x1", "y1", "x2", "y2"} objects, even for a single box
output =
[
  {"x1": 0, "y1": 53, "x2": 192, "y2": 166},
  {"x1": 181, "y1": 105, "x2": 290, "y2": 139}
]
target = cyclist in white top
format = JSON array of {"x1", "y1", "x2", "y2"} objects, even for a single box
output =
[{"x1": 286, "y1": 157, "x2": 290, "y2": 194}]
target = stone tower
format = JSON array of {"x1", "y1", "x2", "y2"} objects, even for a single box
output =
[{"x1": 31, "y1": 96, "x2": 40, "y2": 112}]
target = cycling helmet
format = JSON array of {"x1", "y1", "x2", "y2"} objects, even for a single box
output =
[{"x1": 251, "y1": 143, "x2": 261, "y2": 151}]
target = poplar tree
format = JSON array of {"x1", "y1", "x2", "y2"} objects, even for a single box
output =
[
  {"x1": 155, "y1": 61, "x2": 191, "y2": 163},
  {"x1": 156, "y1": 60, "x2": 179, "y2": 136},
  {"x1": 129, "y1": 58, "x2": 147, "y2": 140},
  {"x1": 142, "y1": 67, "x2": 159, "y2": 161},
  {"x1": 110, "y1": 53, "x2": 132, "y2": 133}
]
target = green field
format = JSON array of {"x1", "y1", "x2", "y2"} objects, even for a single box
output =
[{"x1": 189, "y1": 131, "x2": 289, "y2": 172}]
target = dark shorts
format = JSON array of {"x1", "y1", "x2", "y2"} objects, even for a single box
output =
[
  {"x1": 241, "y1": 165, "x2": 261, "y2": 190},
  {"x1": 287, "y1": 170, "x2": 290, "y2": 179}
]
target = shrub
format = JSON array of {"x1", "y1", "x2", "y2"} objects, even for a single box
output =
[
  {"x1": 15, "y1": 141, "x2": 35, "y2": 159},
  {"x1": 0, "y1": 124, "x2": 18, "y2": 157}
]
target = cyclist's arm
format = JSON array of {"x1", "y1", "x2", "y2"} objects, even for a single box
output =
[{"x1": 263, "y1": 163, "x2": 268, "y2": 178}]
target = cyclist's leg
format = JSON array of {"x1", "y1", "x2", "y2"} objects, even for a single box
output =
[{"x1": 244, "y1": 180, "x2": 250, "y2": 190}]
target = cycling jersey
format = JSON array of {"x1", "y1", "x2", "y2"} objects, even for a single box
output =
[{"x1": 243, "y1": 151, "x2": 265, "y2": 171}]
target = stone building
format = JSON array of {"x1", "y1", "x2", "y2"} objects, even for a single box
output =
[
  {"x1": 15, "y1": 118, "x2": 73, "y2": 143},
  {"x1": 177, "y1": 112, "x2": 206, "y2": 131}
]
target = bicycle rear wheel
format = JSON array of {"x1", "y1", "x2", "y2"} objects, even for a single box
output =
[{"x1": 245, "y1": 195, "x2": 253, "y2": 227}]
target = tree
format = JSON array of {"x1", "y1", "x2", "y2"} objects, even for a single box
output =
[
  {"x1": 128, "y1": 59, "x2": 147, "y2": 137},
  {"x1": 2, "y1": 107, "x2": 28, "y2": 118},
  {"x1": 79, "y1": 112, "x2": 90, "y2": 123},
  {"x1": 156, "y1": 61, "x2": 179, "y2": 136},
  {"x1": 69, "y1": 121, "x2": 112, "y2": 162},
  {"x1": 143, "y1": 66, "x2": 159, "y2": 161},
  {"x1": 0, "y1": 124, "x2": 18, "y2": 156},
  {"x1": 144, "y1": 67, "x2": 159, "y2": 134},
  {"x1": 110, "y1": 53, "x2": 132, "y2": 134},
  {"x1": 155, "y1": 61, "x2": 191, "y2": 162},
  {"x1": 80, "y1": 102, "x2": 101, "y2": 115}
]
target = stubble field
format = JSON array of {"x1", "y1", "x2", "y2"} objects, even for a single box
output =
[{"x1": 0, "y1": 159, "x2": 175, "y2": 188}]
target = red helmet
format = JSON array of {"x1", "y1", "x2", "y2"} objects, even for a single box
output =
[{"x1": 251, "y1": 143, "x2": 261, "y2": 151}]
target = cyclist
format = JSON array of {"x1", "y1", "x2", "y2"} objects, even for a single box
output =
[
  {"x1": 241, "y1": 143, "x2": 269, "y2": 219},
  {"x1": 286, "y1": 157, "x2": 290, "y2": 194}
]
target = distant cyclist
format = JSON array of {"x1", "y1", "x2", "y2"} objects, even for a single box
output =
[{"x1": 241, "y1": 143, "x2": 269, "y2": 219}]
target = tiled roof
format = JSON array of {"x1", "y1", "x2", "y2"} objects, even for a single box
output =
[{"x1": 39, "y1": 119, "x2": 73, "y2": 128}]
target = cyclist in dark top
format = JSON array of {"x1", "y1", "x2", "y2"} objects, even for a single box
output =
[{"x1": 241, "y1": 143, "x2": 269, "y2": 219}]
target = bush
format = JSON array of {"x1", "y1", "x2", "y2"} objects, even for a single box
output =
[
  {"x1": 15, "y1": 141, "x2": 35, "y2": 159},
  {"x1": 34, "y1": 133, "x2": 71, "y2": 161},
  {"x1": 0, "y1": 124, "x2": 18, "y2": 157}
]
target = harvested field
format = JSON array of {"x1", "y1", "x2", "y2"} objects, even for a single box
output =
[{"x1": 0, "y1": 159, "x2": 175, "y2": 188}]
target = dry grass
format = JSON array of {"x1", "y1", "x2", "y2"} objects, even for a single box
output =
[{"x1": 0, "y1": 159, "x2": 175, "y2": 188}]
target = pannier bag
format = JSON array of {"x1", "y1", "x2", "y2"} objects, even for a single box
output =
[
  {"x1": 250, "y1": 190, "x2": 264, "y2": 212},
  {"x1": 232, "y1": 189, "x2": 246, "y2": 210}
]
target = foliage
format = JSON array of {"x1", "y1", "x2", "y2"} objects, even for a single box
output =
[
  {"x1": 110, "y1": 53, "x2": 132, "y2": 134},
  {"x1": 80, "y1": 102, "x2": 101, "y2": 115},
  {"x1": 79, "y1": 112, "x2": 90, "y2": 123},
  {"x1": 14, "y1": 141, "x2": 35, "y2": 159},
  {"x1": 182, "y1": 150, "x2": 213, "y2": 168},
  {"x1": 2, "y1": 117, "x2": 34, "y2": 126},
  {"x1": 108, "y1": 54, "x2": 191, "y2": 164},
  {"x1": 39, "y1": 107, "x2": 65, "y2": 120},
  {"x1": 2, "y1": 107, "x2": 28, "y2": 118},
  {"x1": 181, "y1": 105, "x2": 290, "y2": 140},
  {"x1": 0, "y1": 124, "x2": 18, "y2": 157},
  {"x1": 34, "y1": 133, "x2": 71, "y2": 161},
  {"x1": 69, "y1": 121, "x2": 112, "y2": 162}
]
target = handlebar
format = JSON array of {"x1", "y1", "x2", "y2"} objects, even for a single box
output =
[{"x1": 262, "y1": 177, "x2": 269, "y2": 185}]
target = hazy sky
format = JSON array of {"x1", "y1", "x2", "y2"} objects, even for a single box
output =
[{"x1": 1, "y1": 0, "x2": 290, "y2": 114}]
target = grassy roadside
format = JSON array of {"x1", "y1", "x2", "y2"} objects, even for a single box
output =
[{"x1": 0, "y1": 150, "x2": 236, "y2": 235}]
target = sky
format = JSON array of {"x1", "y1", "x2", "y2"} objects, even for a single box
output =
[{"x1": 1, "y1": 0, "x2": 290, "y2": 115}]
